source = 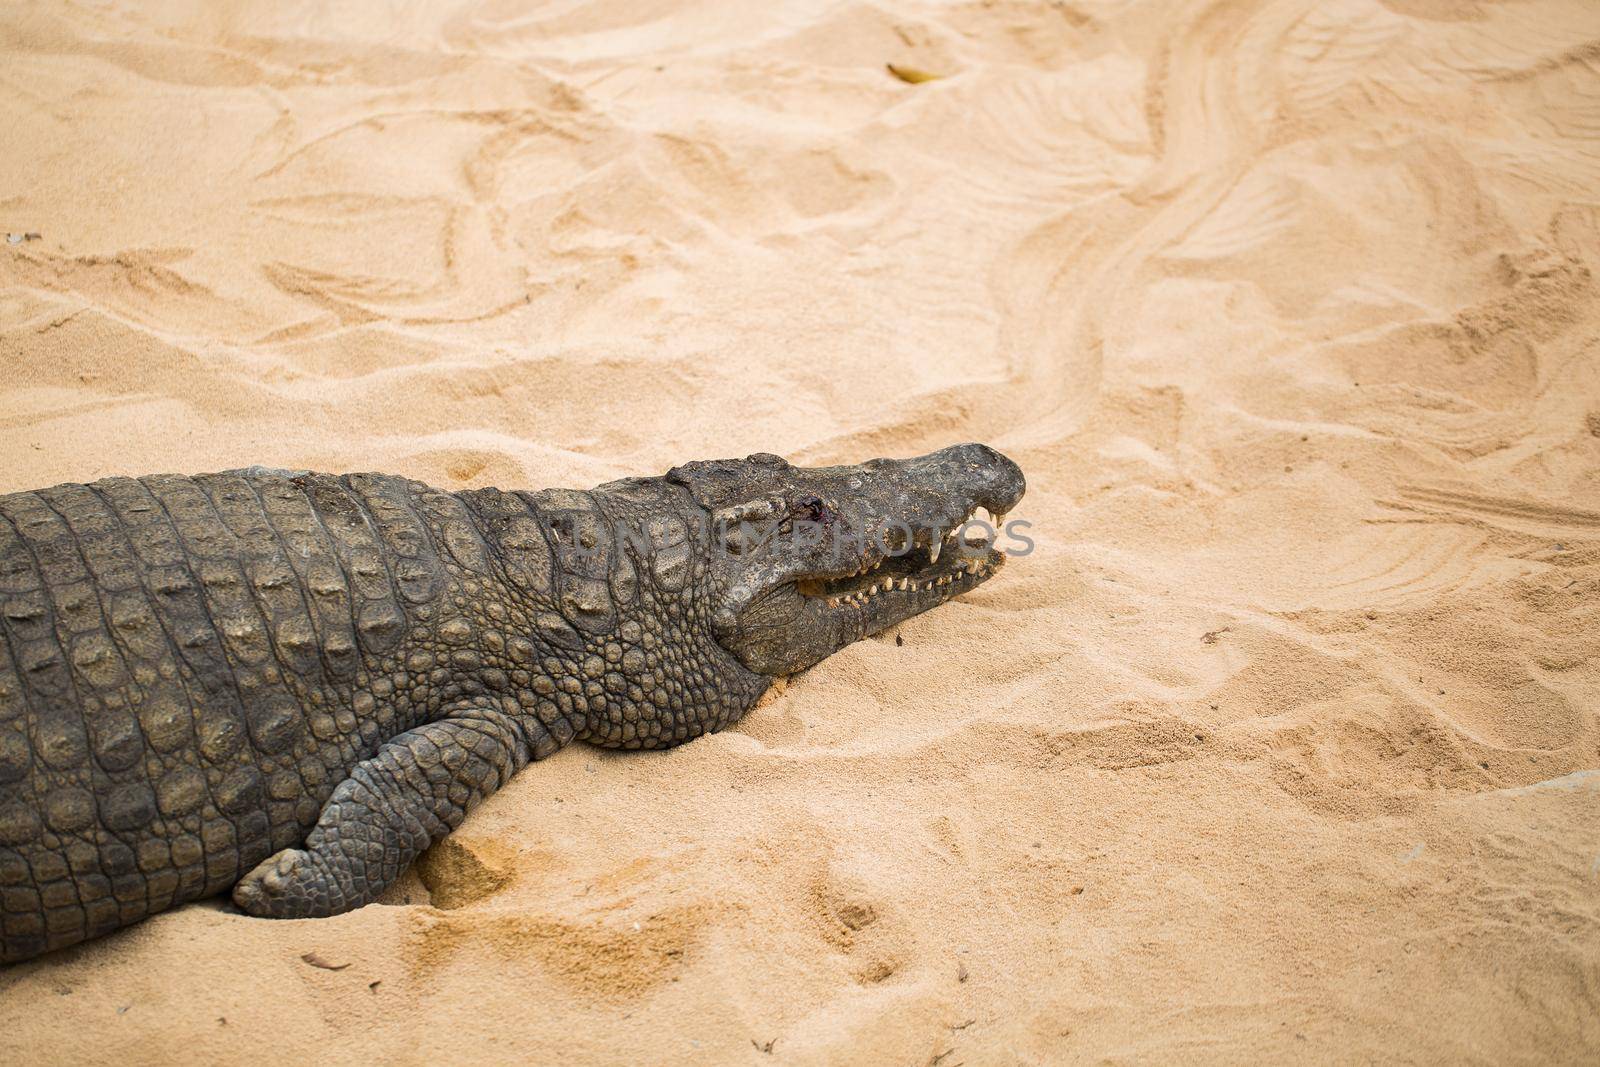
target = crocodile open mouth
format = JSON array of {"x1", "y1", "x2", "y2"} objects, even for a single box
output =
[
  {"x1": 796, "y1": 505, "x2": 1008, "y2": 610},
  {"x1": 703, "y1": 442, "x2": 1026, "y2": 678}
]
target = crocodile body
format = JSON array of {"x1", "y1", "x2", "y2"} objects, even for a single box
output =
[{"x1": 0, "y1": 446, "x2": 1024, "y2": 963}]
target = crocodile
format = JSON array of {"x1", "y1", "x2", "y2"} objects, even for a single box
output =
[{"x1": 0, "y1": 443, "x2": 1024, "y2": 963}]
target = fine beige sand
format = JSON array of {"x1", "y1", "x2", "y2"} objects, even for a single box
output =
[{"x1": 3, "y1": 1, "x2": 1599, "y2": 1063}]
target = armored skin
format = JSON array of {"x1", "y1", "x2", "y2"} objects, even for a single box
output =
[{"x1": 0, "y1": 444, "x2": 1024, "y2": 964}]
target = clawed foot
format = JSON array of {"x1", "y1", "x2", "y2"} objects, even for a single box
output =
[{"x1": 233, "y1": 848, "x2": 341, "y2": 919}]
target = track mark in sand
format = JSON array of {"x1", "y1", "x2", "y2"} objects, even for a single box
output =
[
  {"x1": 403, "y1": 901, "x2": 715, "y2": 997},
  {"x1": 247, "y1": 107, "x2": 600, "y2": 332},
  {"x1": 958, "y1": 715, "x2": 1207, "y2": 774},
  {"x1": 1278, "y1": 0, "x2": 1600, "y2": 120},
  {"x1": 1161, "y1": 169, "x2": 1300, "y2": 261},
  {"x1": 414, "y1": 836, "x2": 516, "y2": 910},
  {"x1": 806, "y1": 869, "x2": 905, "y2": 986},
  {"x1": 1312, "y1": 525, "x2": 1485, "y2": 608},
  {"x1": 1280, "y1": 0, "x2": 1410, "y2": 119},
  {"x1": 252, "y1": 194, "x2": 531, "y2": 328},
  {"x1": 0, "y1": 392, "x2": 166, "y2": 433},
  {"x1": 260, "y1": 261, "x2": 531, "y2": 328},
  {"x1": 1469, "y1": 769, "x2": 1600, "y2": 801},
  {"x1": 1261, "y1": 697, "x2": 1484, "y2": 818},
  {"x1": 920, "y1": 63, "x2": 1152, "y2": 208},
  {"x1": 1434, "y1": 6, "x2": 1600, "y2": 83},
  {"x1": 0, "y1": 246, "x2": 237, "y2": 332},
  {"x1": 982, "y1": 0, "x2": 1296, "y2": 436},
  {"x1": 249, "y1": 192, "x2": 453, "y2": 222},
  {"x1": 639, "y1": 134, "x2": 896, "y2": 235},
  {"x1": 251, "y1": 104, "x2": 589, "y2": 185},
  {"x1": 1379, "y1": 486, "x2": 1600, "y2": 540}
]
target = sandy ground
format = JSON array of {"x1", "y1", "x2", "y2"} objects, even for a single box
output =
[{"x1": 2, "y1": 1, "x2": 1599, "y2": 1063}]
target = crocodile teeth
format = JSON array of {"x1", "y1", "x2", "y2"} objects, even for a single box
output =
[{"x1": 928, "y1": 540, "x2": 941, "y2": 564}]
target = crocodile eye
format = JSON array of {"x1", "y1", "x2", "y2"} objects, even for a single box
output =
[{"x1": 794, "y1": 495, "x2": 833, "y2": 524}]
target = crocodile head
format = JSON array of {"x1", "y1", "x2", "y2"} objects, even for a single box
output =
[{"x1": 666, "y1": 443, "x2": 1026, "y2": 677}]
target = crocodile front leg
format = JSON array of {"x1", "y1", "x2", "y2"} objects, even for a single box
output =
[{"x1": 231, "y1": 708, "x2": 536, "y2": 919}]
